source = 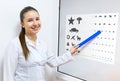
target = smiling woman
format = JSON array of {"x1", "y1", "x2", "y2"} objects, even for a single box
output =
[
  {"x1": 0, "y1": 1, "x2": 60, "y2": 81},
  {"x1": 3, "y1": 6, "x2": 79, "y2": 81}
]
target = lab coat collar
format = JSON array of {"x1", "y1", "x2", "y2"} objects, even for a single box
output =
[{"x1": 25, "y1": 35, "x2": 40, "y2": 47}]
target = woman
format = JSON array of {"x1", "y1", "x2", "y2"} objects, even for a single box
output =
[{"x1": 3, "y1": 6, "x2": 78, "y2": 81}]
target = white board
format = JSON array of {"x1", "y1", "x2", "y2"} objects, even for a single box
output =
[{"x1": 57, "y1": 0, "x2": 120, "y2": 81}]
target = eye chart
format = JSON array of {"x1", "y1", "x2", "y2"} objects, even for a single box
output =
[{"x1": 65, "y1": 13, "x2": 119, "y2": 64}]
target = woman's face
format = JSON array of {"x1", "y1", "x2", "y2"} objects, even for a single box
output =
[{"x1": 21, "y1": 10, "x2": 41, "y2": 35}]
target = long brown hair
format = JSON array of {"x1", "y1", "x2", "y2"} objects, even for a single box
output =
[{"x1": 19, "y1": 6, "x2": 38, "y2": 60}]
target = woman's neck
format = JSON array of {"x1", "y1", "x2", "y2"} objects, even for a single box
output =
[{"x1": 26, "y1": 34, "x2": 37, "y2": 46}]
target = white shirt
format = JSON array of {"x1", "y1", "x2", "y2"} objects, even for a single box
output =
[{"x1": 3, "y1": 36, "x2": 73, "y2": 81}]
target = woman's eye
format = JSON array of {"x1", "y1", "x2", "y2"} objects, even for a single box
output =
[
  {"x1": 28, "y1": 19, "x2": 33, "y2": 22},
  {"x1": 36, "y1": 18, "x2": 39, "y2": 21}
]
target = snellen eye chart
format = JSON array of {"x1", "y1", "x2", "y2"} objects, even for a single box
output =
[{"x1": 65, "y1": 13, "x2": 119, "y2": 64}]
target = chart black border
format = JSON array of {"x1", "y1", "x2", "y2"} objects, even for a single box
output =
[{"x1": 57, "y1": 0, "x2": 86, "y2": 81}]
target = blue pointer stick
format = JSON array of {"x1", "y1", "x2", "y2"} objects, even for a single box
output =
[{"x1": 77, "y1": 30, "x2": 101, "y2": 48}]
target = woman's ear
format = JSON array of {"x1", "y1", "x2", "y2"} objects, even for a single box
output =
[{"x1": 20, "y1": 22, "x2": 24, "y2": 28}]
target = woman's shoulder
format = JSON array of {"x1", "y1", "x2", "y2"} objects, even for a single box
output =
[
  {"x1": 7, "y1": 36, "x2": 20, "y2": 48},
  {"x1": 11, "y1": 36, "x2": 20, "y2": 44},
  {"x1": 4, "y1": 36, "x2": 21, "y2": 53}
]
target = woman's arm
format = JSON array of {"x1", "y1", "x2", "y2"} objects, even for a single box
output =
[
  {"x1": 46, "y1": 46, "x2": 78, "y2": 67},
  {"x1": 3, "y1": 40, "x2": 18, "y2": 81}
]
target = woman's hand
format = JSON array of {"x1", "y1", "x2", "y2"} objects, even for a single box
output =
[{"x1": 69, "y1": 46, "x2": 79, "y2": 55}]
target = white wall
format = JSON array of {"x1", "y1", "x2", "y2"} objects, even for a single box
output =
[{"x1": 0, "y1": 0, "x2": 59, "y2": 81}]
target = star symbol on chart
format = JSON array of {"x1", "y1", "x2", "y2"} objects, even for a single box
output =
[{"x1": 68, "y1": 17, "x2": 74, "y2": 25}]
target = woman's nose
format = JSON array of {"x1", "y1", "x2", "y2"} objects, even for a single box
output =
[{"x1": 33, "y1": 20, "x2": 37, "y2": 25}]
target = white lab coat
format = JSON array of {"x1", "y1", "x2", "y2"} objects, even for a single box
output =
[{"x1": 3, "y1": 36, "x2": 73, "y2": 81}]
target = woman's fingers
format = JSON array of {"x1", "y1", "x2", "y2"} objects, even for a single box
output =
[{"x1": 70, "y1": 46, "x2": 79, "y2": 55}]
